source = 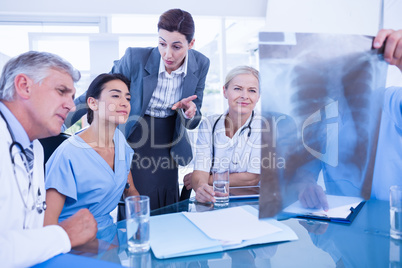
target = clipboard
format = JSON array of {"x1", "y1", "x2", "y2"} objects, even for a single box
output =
[
  {"x1": 282, "y1": 195, "x2": 366, "y2": 224},
  {"x1": 296, "y1": 201, "x2": 365, "y2": 224}
]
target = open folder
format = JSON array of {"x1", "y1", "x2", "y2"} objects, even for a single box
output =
[
  {"x1": 149, "y1": 205, "x2": 298, "y2": 259},
  {"x1": 282, "y1": 195, "x2": 365, "y2": 224}
]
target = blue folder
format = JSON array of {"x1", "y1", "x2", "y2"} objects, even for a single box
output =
[{"x1": 149, "y1": 205, "x2": 298, "y2": 259}]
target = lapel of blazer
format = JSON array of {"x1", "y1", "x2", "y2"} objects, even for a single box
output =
[
  {"x1": 181, "y1": 50, "x2": 199, "y2": 98},
  {"x1": 141, "y1": 48, "x2": 160, "y2": 116}
]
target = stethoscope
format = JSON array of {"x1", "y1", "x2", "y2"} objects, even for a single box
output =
[
  {"x1": 210, "y1": 110, "x2": 254, "y2": 173},
  {"x1": 0, "y1": 111, "x2": 47, "y2": 227}
]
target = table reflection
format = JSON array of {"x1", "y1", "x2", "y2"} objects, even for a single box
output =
[
  {"x1": 68, "y1": 199, "x2": 398, "y2": 267},
  {"x1": 296, "y1": 200, "x2": 399, "y2": 268}
]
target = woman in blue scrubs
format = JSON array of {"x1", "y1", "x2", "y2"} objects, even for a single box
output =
[
  {"x1": 67, "y1": 9, "x2": 210, "y2": 210},
  {"x1": 44, "y1": 73, "x2": 139, "y2": 229}
]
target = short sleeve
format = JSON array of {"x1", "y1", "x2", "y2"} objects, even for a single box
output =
[
  {"x1": 246, "y1": 118, "x2": 262, "y2": 174},
  {"x1": 383, "y1": 87, "x2": 402, "y2": 129},
  {"x1": 193, "y1": 117, "x2": 213, "y2": 172},
  {"x1": 45, "y1": 141, "x2": 78, "y2": 202}
]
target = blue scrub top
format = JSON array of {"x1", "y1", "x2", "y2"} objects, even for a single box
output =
[
  {"x1": 45, "y1": 129, "x2": 134, "y2": 228},
  {"x1": 371, "y1": 87, "x2": 402, "y2": 200}
]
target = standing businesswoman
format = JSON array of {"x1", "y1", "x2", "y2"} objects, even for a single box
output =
[{"x1": 67, "y1": 9, "x2": 210, "y2": 210}]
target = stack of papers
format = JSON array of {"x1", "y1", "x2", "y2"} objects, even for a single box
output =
[
  {"x1": 149, "y1": 205, "x2": 298, "y2": 259},
  {"x1": 183, "y1": 207, "x2": 282, "y2": 245}
]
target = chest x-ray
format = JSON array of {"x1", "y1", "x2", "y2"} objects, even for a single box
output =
[{"x1": 258, "y1": 32, "x2": 388, "y2": 218}]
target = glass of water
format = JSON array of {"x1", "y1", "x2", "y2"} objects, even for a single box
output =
[
  {"x1": 213, "y1": 170, "x2": 229, "y2": 208},
  {"x1": 390, "y1": 186, "x2": 402, "y2": 240},
  {"x1": 125, "y1": 195, "x2": 150, "y2": 252}
]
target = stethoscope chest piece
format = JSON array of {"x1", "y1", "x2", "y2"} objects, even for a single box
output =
[
  {"x1": 36, "y1": 201, "x2": 47, "y2": 214},
  {"x1": 35, "y1": 189, "x2": 47, "y2": 214}
]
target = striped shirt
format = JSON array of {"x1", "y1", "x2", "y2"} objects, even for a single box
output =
[{"x1": 145, "y1": 53, "x2": 188, "y2": 118}]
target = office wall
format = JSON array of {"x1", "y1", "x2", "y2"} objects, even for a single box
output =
[{"x1": 0, "y1": 0, "x2": 267, "y2": 17}]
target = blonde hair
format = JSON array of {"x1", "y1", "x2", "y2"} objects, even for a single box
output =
[{"x1": 224, "y1": 66, "x2": 259, "y2": 90}]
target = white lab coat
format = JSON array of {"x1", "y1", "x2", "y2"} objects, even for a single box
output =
[
  {"x1": 194, "y1": 111, "x2": 262, "y2": 174},
  {"x1": 0, "y1": 116, "x2": 71, "y2": 268}
]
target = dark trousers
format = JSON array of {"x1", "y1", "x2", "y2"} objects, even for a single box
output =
[{"x1": 128, "y1": 114, "x2": 179, "y2": 211}]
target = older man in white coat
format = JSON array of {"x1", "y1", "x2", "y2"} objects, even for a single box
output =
[{"x1": 0, "y1": 51, "x2": 97, "y2": 268}]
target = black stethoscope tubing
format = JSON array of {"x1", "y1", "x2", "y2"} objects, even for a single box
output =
[
  {"x1": 210, "y1": 110, "x2": 254, "y2": 173},
  {"x1": 0, "y1": 111, "x2": 46, "y2": 217}
]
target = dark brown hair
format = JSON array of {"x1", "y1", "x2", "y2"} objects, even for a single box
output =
[
  {"x1": 157, "y1": 9, "x2": 195, "y2": 43},
  {"x1": 86, "y1": 73, "x2": 130, "y2": 124}
]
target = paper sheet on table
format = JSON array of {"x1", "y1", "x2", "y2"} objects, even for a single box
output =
[
  {"x1": 283, "y1": 195, "x2": 363, "y2": 218},
  {"x1": 183, "y1": 206, "x2": 282, "y2": 243}
]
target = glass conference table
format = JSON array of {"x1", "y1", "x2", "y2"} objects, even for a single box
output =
[{"x1": 36, "y1": 198, "x2": 402, "y2": 267}]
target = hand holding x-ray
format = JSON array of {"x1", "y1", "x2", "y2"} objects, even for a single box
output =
[{"x1": 373, "y1": 29, "x2": 402, "y2": 71}]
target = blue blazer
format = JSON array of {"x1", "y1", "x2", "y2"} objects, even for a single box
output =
[{"x1": 68, "y1": 47, "x2": 210, "y2": 166}]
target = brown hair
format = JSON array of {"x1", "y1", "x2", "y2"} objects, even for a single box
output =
[{"x1": 157, "y1": 9, "x2": 195, "y2": 43}]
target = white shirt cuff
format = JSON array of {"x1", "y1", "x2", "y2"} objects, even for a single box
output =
[{"x1": 52, "y1": 225, "x2": 72, "y2": 252}]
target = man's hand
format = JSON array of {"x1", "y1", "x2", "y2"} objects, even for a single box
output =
[
  {"x1": 374, "y1": 29, "x2": 402, "y2": 71},
  {"x1": 298, "y1": 184, "x2": 329, "y2": 211},
  {"x1": 59, "y1": 208, "x2": 97, "y2": 248},
  {"x1": 172, "y1": 95, "x2": 197, "y2": 119}
]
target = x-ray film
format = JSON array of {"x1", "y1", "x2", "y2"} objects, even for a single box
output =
[{"x1": 258, "y1": 32, "x2": 388, "y2": 218}]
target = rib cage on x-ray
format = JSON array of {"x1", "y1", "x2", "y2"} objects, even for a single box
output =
[
  {"x1": 258, "y1": 33, "x2": 388, "y2": 218},
  {"x1": 291, "y1": 51, "x2": 374, "y2": 178}
]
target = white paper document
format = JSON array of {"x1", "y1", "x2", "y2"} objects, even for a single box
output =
[
  {"x1": 283, "y1": 195, "x2": 364, "y2": 219},
  {"x1": 149, "y1": 205, "x2": 298, "y2": 259},
  {"x1": 183, "y1": 206, "x2": 282, "y2": 244}
]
